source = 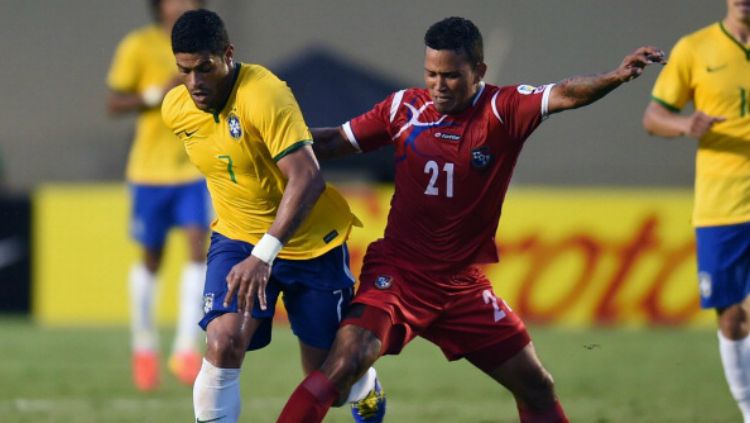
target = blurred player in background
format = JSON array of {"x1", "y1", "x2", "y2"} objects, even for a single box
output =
[
  {"x1": 643, "y1": 1, "x2": 750, "y2": 420},
  {"x1": 277, "y1": 16, "x2": 664, "y2": 423},
  {"x1": 162, "y1": 10, "x2": 386, "y2": 422},
  {"x1": 106, "y1": 0, "x2": 208, "y2": 391}
]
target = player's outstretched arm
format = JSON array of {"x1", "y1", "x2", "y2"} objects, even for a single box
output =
[
  {"x1": 643, "y1": 101, "x2": 725, "y2": 140},
  {"x1": 311, "y1": 127, "x2": 359, "y2": 160},
  {"x1": 547, "y1": 46, "x2": 665, "y2": 114}
]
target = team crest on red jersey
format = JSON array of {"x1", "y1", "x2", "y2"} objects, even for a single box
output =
[
  {"x1": 471, "y1": 146, "x2": 493, "y2": 170},
  {"x1": 374, "y1": 275, "x2": 393, "y2": 289}
]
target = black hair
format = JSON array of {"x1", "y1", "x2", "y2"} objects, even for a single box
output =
[
  {"x1": 148, "y1": 0, "x2": 205, "y2": 23},
  {"x1": 424, "y1": 17, "x2": 484, "y2": 66},
  {"x1": 171, "y1": 9, "x2": 229, "y2": 55}
]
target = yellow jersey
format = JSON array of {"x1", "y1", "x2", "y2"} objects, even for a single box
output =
[
  {"x1": 162, "y1": 63, "x2": 359, "y2": 259},
  {"x1": 652, "y1": 22, "x2": 750, "y2": 227},
  {"x1": 107, "y1": 25, "x2": 202, "y2": 184}
]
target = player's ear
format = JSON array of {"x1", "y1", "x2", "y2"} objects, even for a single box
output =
[
  {"x1": 224, "y1": 44, "x2": 235, "y2": 66},
  {"x1": 474, "y1": 62, "x2": 487, "y2": 82}
]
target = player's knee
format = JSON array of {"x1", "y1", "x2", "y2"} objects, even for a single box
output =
[
  {"x1": 523, "y1": 368, "x2": 557, "y2": 409},
  {"x1": 206, "y1": 331, "x2": 246, "y2": 366},
  {"x1": 324, "y1": 339, "x2": 378, "y2": 388}
]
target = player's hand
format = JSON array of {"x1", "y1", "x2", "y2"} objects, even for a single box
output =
[
  {"x1": 224, "y1": 255, "x2": 271, "y2": 314},
  {"x1": 616, "y1": 46, "x2": 666, "y2": 82},
  {"x1": 684, "y1": 110, "x2": 725, "y2": 139}
]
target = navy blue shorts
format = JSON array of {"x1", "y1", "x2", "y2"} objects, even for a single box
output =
[
  {"x1": 696, "y1": 221, "x2": 750, "y2": 309},
  {"x1": 129, "y1": 180, "x2": 211, "y2": 249},
  {"x1": 200, "y1": 232, "x2": 355, "y2": 351}
]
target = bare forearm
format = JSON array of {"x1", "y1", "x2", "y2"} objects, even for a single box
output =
[
  {"x1": 552, "y1": 71, "x2": 623, "y2": 111},
  {"x1": 311, "y1": 127, "x2": 356, "y2": 160},
  {"x1": 549, "y1": 46, "x2": 665, "y2": 114},
  {"x1": 267, "y1": 172, "x2": 326, "y2": 244},
  {"x1": 642, "y1": 102, "x2": 688, "y2": 138},
  {"x1": 106, "y1": 91, "x2": 148, "y2": 115}
]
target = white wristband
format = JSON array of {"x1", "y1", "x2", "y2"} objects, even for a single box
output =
[
  {"x1": 251, "y1": 233, "x2": 283, "y2": 264},
  {"x1": 141, "y1": 86, "x2": 164, "y2": 108}
]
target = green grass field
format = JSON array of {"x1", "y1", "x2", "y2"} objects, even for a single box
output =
[{"x1": 0, "y1": 317, "x2": 738, "y2": 422}]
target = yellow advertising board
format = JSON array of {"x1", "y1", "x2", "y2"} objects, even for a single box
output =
[{"x1": 34, "y1": 184, "x2": 707, "y2": 327}]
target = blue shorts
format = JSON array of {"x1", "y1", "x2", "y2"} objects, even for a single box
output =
[
  {"x1": 129, "y1": 180, "x2": 211, "y2": 249},
  {"x1": 696, "y1": 221, "x2": 750, "y2": 309},
  {"x1": 200, "y1": 232, "x2": 355, "y2": 351}
]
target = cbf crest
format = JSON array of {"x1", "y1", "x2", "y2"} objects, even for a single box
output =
[
  {"x1": 203, "y1": 292, "x2": 215, "y2": 314},
  {"x1": 471, "y1": 146, "x2": 493, "y2": 170},
  {"x1": 374, "y1": 275, "x2": 393, "y2": 289},
  {"x1": 228, "y1": 113, "x2": 242, "y2": 139}
]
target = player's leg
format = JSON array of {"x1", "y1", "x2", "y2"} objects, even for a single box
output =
[
  {"x1": 470, "y1": 343, "x2": 567, "y2": 422},
  {"x1": 278, "y1": 316, "x2": 384, "y2": 423},
  {"x1": 170, "y1": 180, "x2": 211, "y2": 384},
  {"x1": 193, "y1": 233, "x2": 279, "y2": 423},
  {"x1": 128, "y1": 184, "x2": 171, "y2": 391},
  {"x1": 697, "y1": 222, "x2": 750, "y2": 422},
  {"x1": 297, "y1": 338, "x2": 385, "y2": 415},
  {"x1": 280, "y1": 244, "x2": 386, "y2": 422},
  {"x1": 422, "y1": 268, "x2": 567, "y2": 422}
]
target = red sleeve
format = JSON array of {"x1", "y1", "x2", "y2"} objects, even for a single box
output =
[
  {"x1": 494, "y1": 84, "x2": 553, "y2": 142},
  {"x1": 342, "y1": 92, "x2": 400, "y2": 152}
]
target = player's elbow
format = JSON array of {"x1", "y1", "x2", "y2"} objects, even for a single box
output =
[
  {"x1": 295, "y1": 167, "x2": 325, "y2": 199},
  {"x1": 642, "y1": 112, "x2": 656, "y2": 135}
]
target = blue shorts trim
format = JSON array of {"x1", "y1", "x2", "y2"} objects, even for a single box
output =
[
  {"x1": 129, "y1": 180, "x2": 211, "y2": 249},
  {"x1": 696, "y1": 221, "x2": 750, "y2": 309},
  {"x1": 200, "y1": 232, "x2": 355, "y2": 350}
]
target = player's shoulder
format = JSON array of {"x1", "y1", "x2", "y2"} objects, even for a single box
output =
[
  {"x1": 119, "y1": 24, "x2": 160, "y2": 47},
  {"x1": 161, "y1": 85, "x2": 192, "y2": 127},
  {"x1": 673, "y1": 22, "x2": 720, "y2": 52},
  {"x1": 236, "y1": 63, "x2": 291, "y2": 106},
  {"x1": 492, "y1": 82, "x2": 547, "y2": 101},
  {"x1": 237, "y1": 63, "x2": 284, "y2": 92}
]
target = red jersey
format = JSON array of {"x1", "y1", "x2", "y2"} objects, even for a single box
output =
[{"x1": 343, "y1": 82, "x2": 553, "y2": 272}]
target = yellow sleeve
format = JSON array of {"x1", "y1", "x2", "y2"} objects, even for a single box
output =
[
  {"x1": 651, "y1": 36, "x2": 694, "y2": 112},
  {"x1": 107, "y1": 32, "x2": 141, "y2": 92},
  {"x1": 249, "y1": 81, "x2": 313, "y2": 161}
]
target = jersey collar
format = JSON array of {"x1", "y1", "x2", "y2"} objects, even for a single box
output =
[
  {"x1": 471, "y1": 81, "x2": 486, "y2": 107},
  {"x1": 211, "y1": 62, "x2": 242, "y2": 122},
  {"x1": 719, "y1": 21, "x2": 750, "y2": 60}
]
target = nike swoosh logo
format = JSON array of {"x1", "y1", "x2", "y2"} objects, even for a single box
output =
[
  {"x1": 706, "y1": 64, "x2": 728, "y2": 73},
  {"x1": 178, "y1": 129, "x2": 202, "y2": 139},
  {"x1": 196, "y1": 416, "x2": 226, "y2": 423}
]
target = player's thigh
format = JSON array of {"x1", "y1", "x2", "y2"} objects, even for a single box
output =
[
  {"x1": 173, "y1": 179, "x2": 212, "y2": 231},
  {"x1": 696, "y1": 221, "x2": 750, "y2": 310},
  {"x1": 129, "y1": 183, "x2": 172, "y2": 249},
  {"x1": 283, "y1": 284, "x2": 354, "y2": 351},
  {"x1": 201, "y1": 233, "x2": 282, "y2": 352},
  {"x1": 422, "y1": 271, "x2": 529, "y2": 365}
]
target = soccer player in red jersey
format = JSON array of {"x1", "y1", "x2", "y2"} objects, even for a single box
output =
[{"x1": 278, "y1": 17, "x2": 665, "y2": 423}]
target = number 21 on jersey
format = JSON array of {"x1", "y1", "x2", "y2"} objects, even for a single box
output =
[{"x1": 424, "y1": 160, "x2": 454, "y2": 198}]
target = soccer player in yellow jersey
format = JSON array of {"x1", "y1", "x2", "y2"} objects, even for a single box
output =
[
  {"x1": 162, "y1": 10, "x2": 386, "y2": 422},
  {"x1": 106, "y1": 0, "x2": 207, "y2": 391},
  {"x1": 643, "y1": 1, "x2": 750, "y2": 420}
]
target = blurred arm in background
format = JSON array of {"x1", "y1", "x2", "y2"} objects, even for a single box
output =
[
  {"x1": 106, "y1": 76, "x2": 182, "y2": 116},
  {"x1": 643, "y1": 101, "x2": 725, "y2": 139}
]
